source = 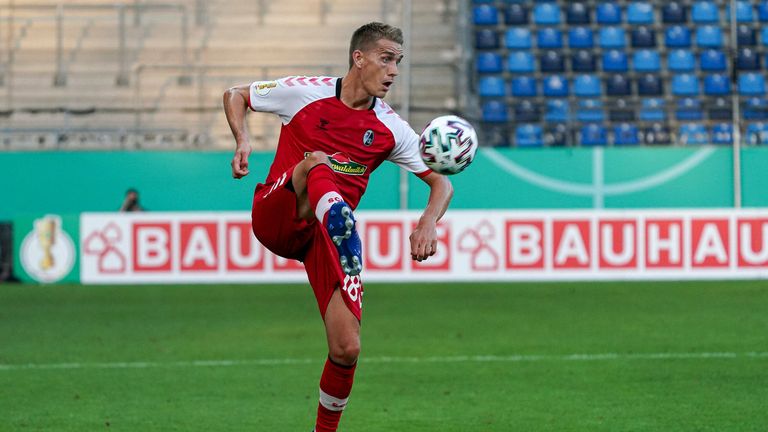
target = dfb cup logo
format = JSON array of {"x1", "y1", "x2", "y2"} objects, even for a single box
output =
[{"x1": 20, "y1": 215, "x2": 75, "y2": 283}]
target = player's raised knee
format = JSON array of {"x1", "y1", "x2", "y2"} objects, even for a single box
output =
[{"x1": 305, "y1": 151, "x2": 330, "y2": 168}]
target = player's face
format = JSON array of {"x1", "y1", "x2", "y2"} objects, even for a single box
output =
[{"x1": 359, "y1": 39, "x2": 403, "y2": 98}]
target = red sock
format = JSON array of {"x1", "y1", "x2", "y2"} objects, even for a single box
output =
[
  {"x1": 315, "y1": 357, "x2": 356, "y2": 432},
  {"x1": 307, "y1": 164, "x2": 344, "y2": 223}
]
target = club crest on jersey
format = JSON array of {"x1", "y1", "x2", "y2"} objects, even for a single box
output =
[
  {"x1": 304, "y1": 151, "x2": 368, "y2": 176},
  {"x1": 363, "y1": 129, "x2": 374, "y2": 147}
]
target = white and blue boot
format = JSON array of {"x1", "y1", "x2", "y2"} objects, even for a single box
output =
[{"x1": 325, "y1": 201, "x2": 362, "y2": 276}]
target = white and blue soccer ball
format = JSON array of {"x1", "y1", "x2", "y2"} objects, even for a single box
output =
[{"x1": 419, "y1": 115, "x2": 479, "y2": 175}]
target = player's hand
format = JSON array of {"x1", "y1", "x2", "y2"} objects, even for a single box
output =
[
  {"x1": 231, "y1": 143, "x2": 251, "y2": 179},
  {"x1": 409, "y1": 219, "x2": 438, "y2": 262}
]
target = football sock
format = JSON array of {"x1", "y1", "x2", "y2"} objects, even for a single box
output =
[
  {"x1": 307, "y1": 164, "x2": 344, "y2": 223},
  {"x1": 315, "y1": 357, "x2": 356, "y2": 432}
]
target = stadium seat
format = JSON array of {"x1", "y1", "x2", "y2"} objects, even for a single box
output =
[
  {"x1": 576, "y1": 99, "x2": 605, "y2": 122},
  {"x1": 568, "y1": 27, "x2": 594, "y2": 48},
  {"x1": 515, "y1": 124, "x2": 543, "y2": 147},
  {"x1": 473, "y1": 5, "x2": 499, "y2": 25},
  {"x1": 672, "y1": 74, "x2": 700, "y2": 96},
  {"x1": 709, "y1": 97, "x2": 733, "y2": 120},
  {"x1": 533, "y1": 2, "x2": 562, "y2": 25},
  {"x1": 505, "y1": 28, "x2": 532, "y2": 49},
  {"x1": 746, "y1": 122, "x2": 768, "y2": 144},
  {"x1": 602, "y1": 50, "x2": 628, "y2": 72},
  {"x1": 662, "y1": 2, "x2": 687, "y2": 23},
  {"x1": 537, "y1": 28, "x2": 563, "y2": 49},
  {"x1": 737, "y1": 25, "x2": 757, "y2": 46},
  {"x1": 634, "y1": 50, "x2": 660, "y2": 72},
  {"x1": 700, "y1": 49, "x2": 727, "y2": 71},
  {"x1": 711, "y1": 123, "x2": 733, "y2": 145},
  {"x1": 609, "y1": 98, "x2": 636, "y2": 122},
  {"x1": 481, "y1": 100, "x2": 508, "y2": 122},
  {"x1": 696, "y1": 26, "x2": 723, "y2": 48},
  {"x1": 504, "y1": 3, "x2": 529, "y2": 25},
  {"x1": 668, "y1": 49, "x2": 695, "y2": 72},
  {"x1": 580, "y1": 123, "x2": 608, "y2": 146},
  {"x1": 475, "y1": 29, "x2": 499, "y2": 50},
  {"x1": 511, "y1": 76, "x2": 538, "y2": 97},
  {"x1": 631, "y1": 26, "x2": 656, "y2": 48},
  {"x1": 728, "y1": 1, "x2": 755, "y2": 22},
  {"x1": 597, "y1": 2, "x2": 622, "y2": 24},
  {"x1": 566, "y1": 2, "x2": 590, "y2": 24},
  {"x1": 762, "y1": 27, "x2": 768, "y2": 47},
  {"x1": 743, "y1": 97, "x2": 768, "y2": 120},
  {"x1": 476, "y1": 52, "x2": 503, "y2": 74},
  {"x1": 574, "y1": 74, "x2": 602, "y2": 97},
  {"x1": 643, "y1": 123, "x2": 672, "y2": 145},
  {"x1": 543, "y1": 75, "x2": 569, "y2": 97},
  {"x1": 514, "y1": 100, "x2": 541, "y2": 122},
  {"x1": 606, "y1": 74, "x2": 631, "y2": 96},
  {"x1": 760, "y1": 1, "x2": 768, "y2": 22},
  {"x1": 739, "y1": 73, "x2": 766, "y2": 95},
  {"x1": 613, "y1": 123, "x2": 640, "y2": 146},
  {"x1": 704, "y1": 74, "x2": 731, "y2": 95},
  {"x1": 599, "y1": 27, "x2": 625, "y2": 48},
  {"x1": 544, "y1": 99, "x2": 569, "y2": 122},
  {"x1": 572, "y1": 50, "x2": 597, "y2": 72},
  {"x1": 737, "y1": 48, "x2": 761, "y2": 70},
  {"x1": 665, "y1": 26, "x2": 692, "y2": 48},
  {"x1": 692, "y1": 1, "x2": 719, "y2": 23},
  {"x1": 679, "y1": 123, "x2": 710, "y2": 145},
  {"x1": 676, "y1": 98, "x2": 704, "y2": 121},
  {"x1": 639, "y1": 98, "x2": 666, "y2": 121},
  {"x1": 482, "y1": 126, "x2": 510, "y2": 148},
  {"x1": 544, "y1": 123, "x2": 569, "y2": 146},
  {"x1": 540, "y1": 50, "x2": 565, "y2": 73},
  {"x1": 627, "y1": 2, "x2": 654, "y2": 24},
  {"x1": 508, "y1": 51, "x2": 535, "y2": 73},
  {"x1": 638, "y1": 74, "x2": 663, "y2": 96},
  {"x1": 479, "y1": 76, "x2": 506, "y2": 97}
]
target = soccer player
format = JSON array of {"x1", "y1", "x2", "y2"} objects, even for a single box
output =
[{"x1": 223, "y1": 22, "x2": 453, "y2": 432}]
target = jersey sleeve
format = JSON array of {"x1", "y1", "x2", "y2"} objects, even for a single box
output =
[
  {"x1": 248, "y1": 77, "x2": 333, "y2": 124},
  {"x1": 387, "y1": 124, "x2": 432, "y2": 178}
]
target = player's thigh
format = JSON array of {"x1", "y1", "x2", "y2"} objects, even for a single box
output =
[{"x1": 251, "y1": 170, "x2": 311, "y2": 259}]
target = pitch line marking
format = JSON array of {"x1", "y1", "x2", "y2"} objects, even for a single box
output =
[{"x1": 1, "y1": 352, "x2": 766, "y2": 372}]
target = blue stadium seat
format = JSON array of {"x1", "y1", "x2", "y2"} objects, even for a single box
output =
[
  {"x1": 597, "y1": 2, "x2": 622, "y2": 24},
  {"x1": 580, "y1": 123, "x2": 608, "y2": 146},
  {"x1": 533, "y1": 2, "x2": 562, "y2": 25},
  {"x1": 700, "y1": 49, "x2": 727, "y2": 71},
  {"x1": 606, "y1": 74, "x2": 631, "y2": 96},
  {"x1": 692, "y1": 1, "x2": 719, "y2": 23},
  {"x1": 511, "y1": 76, "x2": 538, "y2": 97},
  {"x1": 574, "y1": 74, "x2": 602, "y2": 97},
  {"x1": 728, "y1": 1, "x2": 755, "y2": 22},
  {"x1": 476, "y1": 52, "x2": 503, "y2": 74},
  {"x1": 627, "y1": 2, "x2": 654, "y2": 24},
  {"x1": 504, "y1": 3, "x2": 529, "y2": 25},
  {"x1": 602, "y1": 50, "x2": 628, "y2": 72},
  {"x1": 514, "y1": 100, "x2": 541, "y2": 122},
  {"x1": 711, "y1": 123, "x2": 733, "y2": 145},
  {"x1": 739, "y1": 73, "x2": 767, "y2": 95},
  {"x1": 540, "y1": 50, "x2": 565, "y2": 73},
  {"x1": 479, "y1": 76, "x2": 506, "y2": 97},
  {"x1": 515, "y1": 124, "x2": 543, "y2": 147},
  {"x1": 568, "y1": 27, "x2": 594, "y2": 48},
  {"x1": 704, "y1": 74, "x2": 731, "y2": 95},
  {"x1": 676, "y1": 98, "x2": 704, "y2": 121},
  {"x1": 638, "y1": 74, "x2": 663, "y2": 95},
  {"x1": 737, "y1": 48, "x2": 761, "y2": 70},
  {"x1": 599, "y1": 27, "x2": 626, "y2": 48},
  {"x1": 672, "y1": 74, "x2": 700, "y2": 96},
  {"x1": 634, "y1": 49, "x2": 660, "y2": 72},
  {"x1": 639, "y1": 98, "x2": 666, "y2": 121},
  {"x1": 475, "y1": 29, "x2": 499, "y2": 50},
  {"x1": 668, "y1": 49, "x2": 695, "y2": 72},
  {"x1": 544, "y1": 99, "x2": 569, "y2": 122},
  {"x1": 665, "y1": 26, "x2": 691, "y2": 48},
  {"x1": 543, "y1": 75, "x2": 569, "y2": 97},
  {"x1": 679, "y1": 123, "x2": 710, "y2": 145},
  {"x1": 473, "y1": 5, "x2": 499, "y2": 25},
  {"x1": 746, "y1": 122, "x2": 768, "y2": 144},
  {"x1": 481, "y1": 100, "x2": 508, "y2": 122},
  {"x1": 608, "y1": 98, "x2": 635, "y2": 122},
  {"x1": 643, "y1": 123, "x2": 672, "y2": 145},
  {"x1": 537, "y1": 28, "x2": 563, "y2": 49},
  {"x1": 508, "y1": 51, "x2": 535, "y2": 73},
  {"x1": 566, "y1": 2, "x2": 590, "y2": 24},
  {"x1": 631, "y1": 26, "x2": 656, "y2": 48},
  {"x1": 696, "y1": 26, "x2": 723, "y2": 48},
  {"x1": 572, "y1": 50, "x2": 596, "y2": 72},
  {"x1": 576, "y1": 99, "x2": 605, "y2": 122},
  {"x1": 544, "y1": 123, "x2": 569, "y2": 146},
  {"x1": 762, "y1": 27, "x2": 768, "y2": 47},
  {"x1": 505, "y1": 28, "x2": 532, "y2": 49},
  {"x1": 743, "y1": 97, "x2": 768, "y2": 120},
  {"x1": 737, "y1": 25, "x2": 757, "y2": 46},
  {"x1": 662, "y1": 2, "x2": 687, "y2": 23},
  {"x1": 614, "y1": 123, "x2": 640, "y2": 146},
  {"x1": 760, "y1": 1, "x2": 768, "y2": 22},
  {"x1": 709, "y1": 97, "x2": 732, "y2": 120}
]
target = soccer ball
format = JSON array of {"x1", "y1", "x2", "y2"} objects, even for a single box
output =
[{"x1": 419, "y1": 115, "x2": 479, "y2": 175}]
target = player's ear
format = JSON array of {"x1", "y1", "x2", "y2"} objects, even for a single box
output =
[{"x1": 352, "y1": 50, "x2": 364, "y2": 68}]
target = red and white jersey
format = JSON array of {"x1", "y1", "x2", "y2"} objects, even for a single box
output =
[{"x1": 248, "y1": 76, "x2": 431, "y2": 209}]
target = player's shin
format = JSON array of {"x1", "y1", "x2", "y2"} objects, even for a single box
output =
[{"x1": 315, "y1": 357, "x2": 356, "y2": 432}]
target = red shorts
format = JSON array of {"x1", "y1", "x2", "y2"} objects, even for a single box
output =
[{"x1": 250, "y1": 167, "x2": 363, "y2": 321}]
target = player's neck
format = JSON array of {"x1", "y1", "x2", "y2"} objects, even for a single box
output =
[{"x1": 339, "y1": 73, "x2": 374, "y2": 111}]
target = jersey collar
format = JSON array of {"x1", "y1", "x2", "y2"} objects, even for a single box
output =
[{"x1": 336, "y1": 78, "x2": 377, "y2": 110}]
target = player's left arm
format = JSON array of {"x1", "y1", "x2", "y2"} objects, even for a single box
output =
[{"x1": 410, "y1": 172, "x2": 453, "y2": 262}]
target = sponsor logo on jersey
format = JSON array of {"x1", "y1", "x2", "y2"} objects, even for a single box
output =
[
  {"x1": 304, "y1": 152, "x2": 368, "y2": 176},
  {"x1": 255, "y1": 81, "x2": 277, "y2": 97},
  {"x1": 363, "y1": 129, "x2": 374, "y2": 146}
]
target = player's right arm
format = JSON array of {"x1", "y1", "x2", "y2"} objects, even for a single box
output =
[{"x1": 223, "y1": 84, "x2": 252, "y2": 179}]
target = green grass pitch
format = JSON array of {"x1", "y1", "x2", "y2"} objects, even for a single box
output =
[{"x1": 1, "y1": 281, "x2": 767, "y2": 431}]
